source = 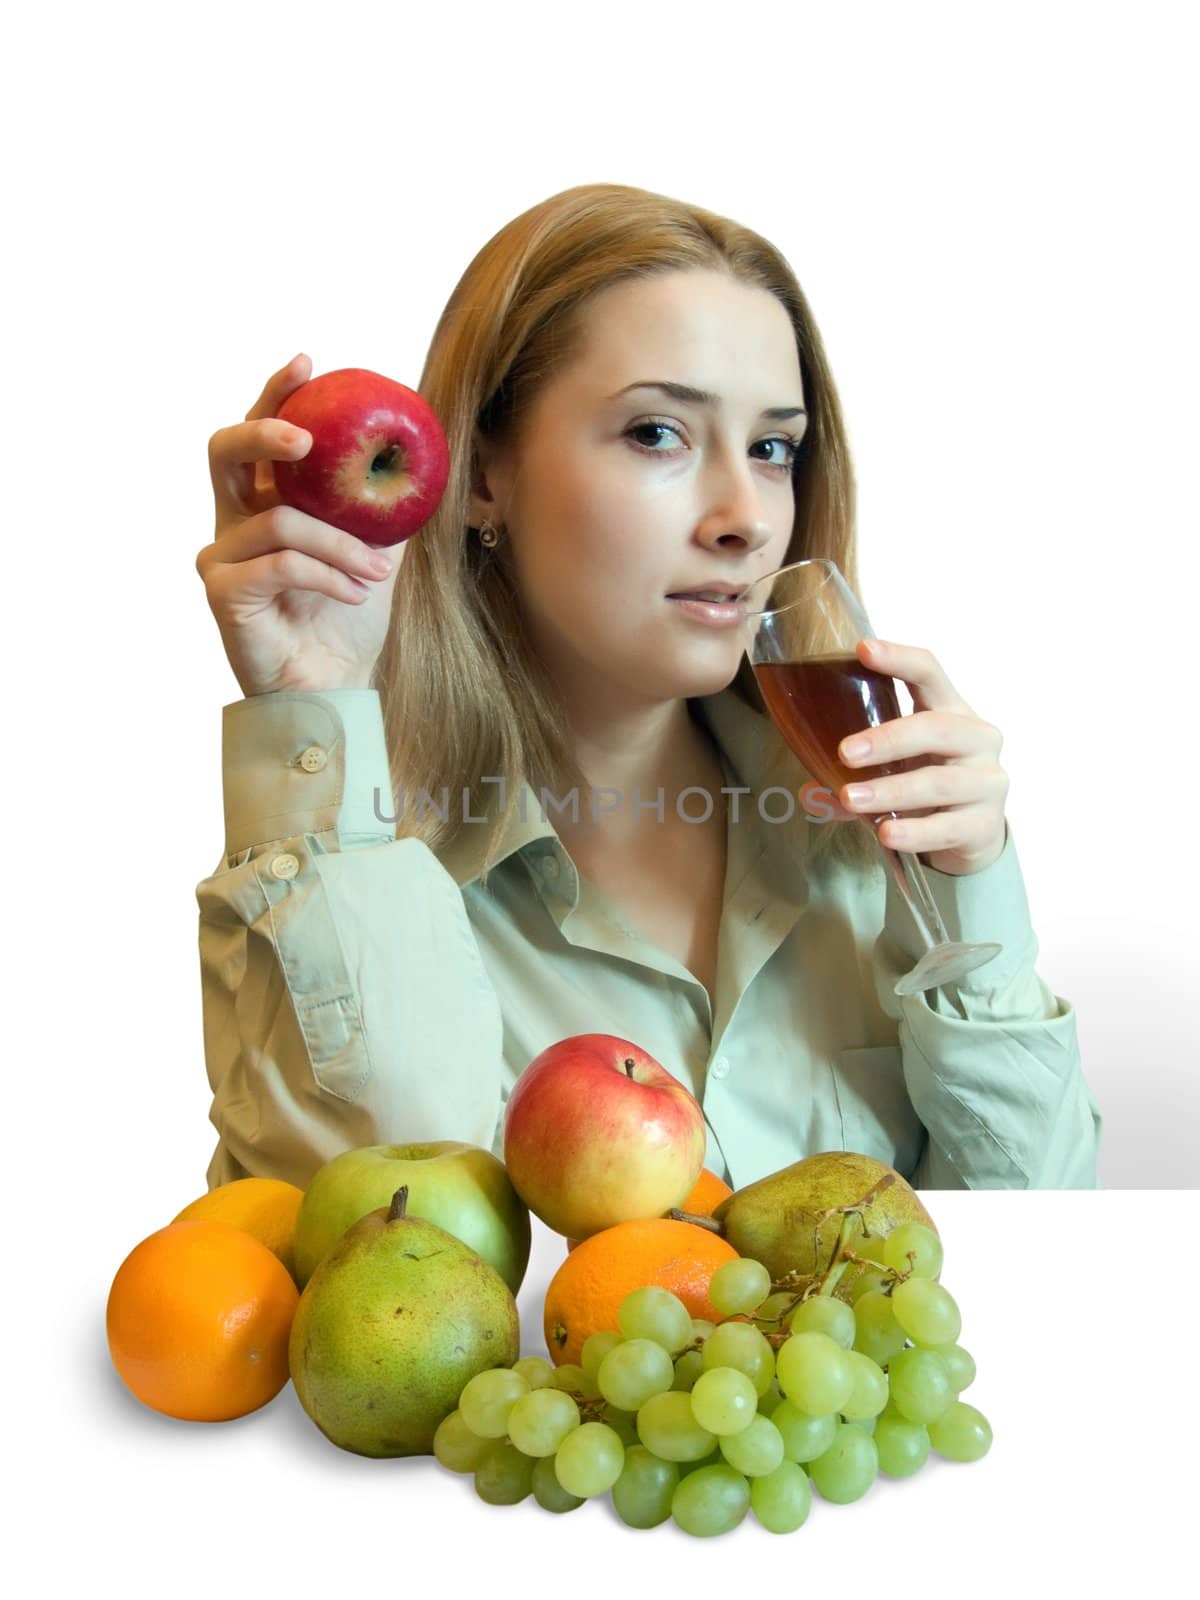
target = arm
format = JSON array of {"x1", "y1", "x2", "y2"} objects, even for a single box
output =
[
  {"x1": 196, "y1": 690, "x2": 505, "y2": 1190},
  {"x1": 872, "y1": 820, "x2": 1103, "y2": 1189}
]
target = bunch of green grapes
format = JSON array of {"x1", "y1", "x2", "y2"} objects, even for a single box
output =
[{"x1": 432, "y1": 1222, "x2": 991, "y2": 1537}]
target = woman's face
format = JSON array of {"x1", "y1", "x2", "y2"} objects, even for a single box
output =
[{"x1": 472, "y1": 267, "x2": 806, "y2": 711}]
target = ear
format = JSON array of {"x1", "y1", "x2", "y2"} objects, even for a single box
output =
[{"x1": 467, "y1": 429, "x2": 510, "y2": 530}]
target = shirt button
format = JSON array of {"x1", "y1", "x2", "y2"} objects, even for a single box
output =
[
  {"x1": 299, "y1": 745, "x2": 328, "y2": 772},
  {"x1": 270, "y1": 852, "x2": 300, "y2": 880},
  {"x1": 710, "y1": 1055, "x2": 731, "y2": 1080}
]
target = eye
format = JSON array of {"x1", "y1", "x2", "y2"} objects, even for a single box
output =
[
  {"x1": 624, "y1": 418, "x2": 806, "y2": 474},
  {"x1": 750, "y1": 436, "x2": 806, "y2": 473},
  {"x1": 625, "y1": 419, "x2": 685, "y2": 452}
]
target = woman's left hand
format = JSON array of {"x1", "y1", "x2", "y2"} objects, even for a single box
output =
[{"x1": 835, "y1": 638, "x2": 1010, "y2": 876}]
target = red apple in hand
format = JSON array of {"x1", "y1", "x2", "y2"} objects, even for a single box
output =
[
  {"x1": 503, "y1": 1034, "x2": 706, "y2": 1240},
  {"x1": 274, "y1": 367, "x2": 450, "y2": 548}
]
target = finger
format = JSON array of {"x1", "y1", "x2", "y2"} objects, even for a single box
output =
[
  {"x1": 208, "y1": 353, "x2": 313, "y2": 528},
  {"x1": 209, "y1": 416, "x2": 314, "y2": 531},
  {"x1": 857, "y1": 637, "x2": 973, "y2": 716},
  {"x1": 838, "y1": 709, "x2": 1002, "y2": 770},
  {"x1": 197, "y1": 503, "x2": 395, "y2": 587},
  {"x1": 840, "y1": 761, "x2": 1006, "y2": 817},
  {"x1": 249, "y1": 351, "x2": 315, "y2": 498},
  {"x1": 800, "y1": 781, "x2": 856, "y2": 823},
  {"x1": 206, "y1": 544, "x2": 376, "y2": 612},
  {"x1": 874, "y1": 802, "x2": 998, "y2": 855}
]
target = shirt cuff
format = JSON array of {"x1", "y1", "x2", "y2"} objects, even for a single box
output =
[{"x1": 222, "y1": 690, "x2": 395, "y2": 856}]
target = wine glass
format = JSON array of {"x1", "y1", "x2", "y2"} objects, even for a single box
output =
[{"x1": 740, "y1": 558, "x2": 1002, "y2": 997}]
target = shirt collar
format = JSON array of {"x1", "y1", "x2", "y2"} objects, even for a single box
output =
[{"x1": 435, "y1": 683, "x2": 814, "y2": 890}]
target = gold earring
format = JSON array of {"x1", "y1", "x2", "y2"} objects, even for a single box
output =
[{"x1": 479, "y1": 518, "x2": 500, "y2": 548}]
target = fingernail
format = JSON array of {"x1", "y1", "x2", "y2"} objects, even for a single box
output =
[
  {"x1": 370, "y1": 552, "x2": 393, "y2": 574},
  {"x1": 842, "y1": 737, "x2": 871, "y2": 761}
]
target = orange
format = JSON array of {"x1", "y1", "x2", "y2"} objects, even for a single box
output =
[
  {"x1": 543, "y1": 1216, "x2": 740, "y2": 1367},
  {"x1": 173, "y1": 1177, "x2": 305, "y2": 1282},
  {"x1": 680, "y1": 1165, "x2": 734, "y2": 1218},
  {"x1": 564, "y1": 1167, "x2": 734, "y2": 1252},
  {"x1": 106, "y1": 1219, "x2": 299, "y2": 1421}
]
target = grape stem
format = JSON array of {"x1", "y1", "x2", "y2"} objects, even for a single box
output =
[
  {"x1": 673, "y1": 1177, "x2": 913, "y2": 1349},
  {"x1": 748, "y1": 1216, "x2": 865, "y2": 1345},
  {"x1": 757, "y1": 1194, "x2": 914, "y2": 1344},
  {"x1": 753, "y1": 1244, "x2": 913, "y2": 1348},
  {"x1": 813, "y1": 1212, "x2": 861, "y2": 1298}
]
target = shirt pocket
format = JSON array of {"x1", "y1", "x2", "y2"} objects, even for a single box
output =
[
  {"x1": 834, "y1": 1044, "x2": 925, "y2": 1179},
  {"x1": 251, "y1": 838, "x2": 374, "y2": 1104}
]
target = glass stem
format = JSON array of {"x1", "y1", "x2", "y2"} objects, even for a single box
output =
[{"x1": 875, "y1": 810, "x2": 952, "y2": 949}]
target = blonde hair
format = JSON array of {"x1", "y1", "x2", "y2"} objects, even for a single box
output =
[{"x1": 374, "y1": 182, "x2": 879, "y2": 884}]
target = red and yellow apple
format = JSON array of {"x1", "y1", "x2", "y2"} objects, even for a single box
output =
[
  {"x1": 503, "y1": 1034, "x2": 706, "y2": 1240},
  {"x1": 274, "y1": 367, "x2": 449, "y2": 547}
]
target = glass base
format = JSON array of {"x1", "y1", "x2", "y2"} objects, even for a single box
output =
[{"x1": 893, "y1": 940, "x2": 1003, "y2": 997}]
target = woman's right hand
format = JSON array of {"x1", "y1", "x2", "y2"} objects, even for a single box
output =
[{"x1": 197, "y1": 353, "x2": 403, "y2": 698}]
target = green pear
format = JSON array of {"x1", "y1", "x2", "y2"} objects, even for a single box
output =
[
  {"x1": 289, "y1": 1186, "x2": 520, "y2": 1457},
  {"x1": 709, "y1": 1152, "x2": 938, "y2": 1299}
]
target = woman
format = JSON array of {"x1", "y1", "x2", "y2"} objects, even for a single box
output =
[{"x1": 196, "y1": 182, "x2": 1101, "y2": 1192}]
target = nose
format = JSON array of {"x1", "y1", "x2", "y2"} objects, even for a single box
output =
[{"x1": 694, "y1": 447, "x2": 775, "y2": 554}]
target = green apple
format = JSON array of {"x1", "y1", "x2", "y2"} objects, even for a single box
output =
[{"x1": 293, "y1": 1141, "x2": 530, "y2": 1293}]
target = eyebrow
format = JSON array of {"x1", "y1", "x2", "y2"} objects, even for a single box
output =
[{"x1": 609, "y1": 380, "x2": 807, "y2": 422}]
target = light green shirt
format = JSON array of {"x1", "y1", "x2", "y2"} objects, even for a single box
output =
[{"x1": 197, "y1": 687, "x2": 1102, "y2": 1193}]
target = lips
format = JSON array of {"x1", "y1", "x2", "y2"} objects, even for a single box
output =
[{"x1": 666, "y1": 589, "x2": 745, "y2": 602}]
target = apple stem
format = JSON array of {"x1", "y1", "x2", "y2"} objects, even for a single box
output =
[
  {"x1": 623, "y1": 1057, "x2": 636, "y2": 1079},
  {"x1": 667, "y1": 1207, "x2": 725, "y2": 1235},
  {"x1": 388, "y1": 1186, "x2": 410, "y2": 1222}
]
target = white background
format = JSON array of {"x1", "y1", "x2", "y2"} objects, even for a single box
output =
[{"x1": 4, "y1": 0, "x2": 1196, "y2": 1587}]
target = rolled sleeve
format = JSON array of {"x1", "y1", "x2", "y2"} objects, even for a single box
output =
[
  {"x1": 893, "y1": 993, "x2": 1099, "y2": 1188},
  {"x1": 201, "y1": 688, "x2": 506, "y2": 1191},
  {"x1": 872, "y1": 819, "x2": 1102, "y2": 1188},
  {"x1": 197, "y1": 832, "x2": 506, "y2": 1189},
  {"x1": 222, "y1": 689, "x2": 395, "y2": 857}
]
